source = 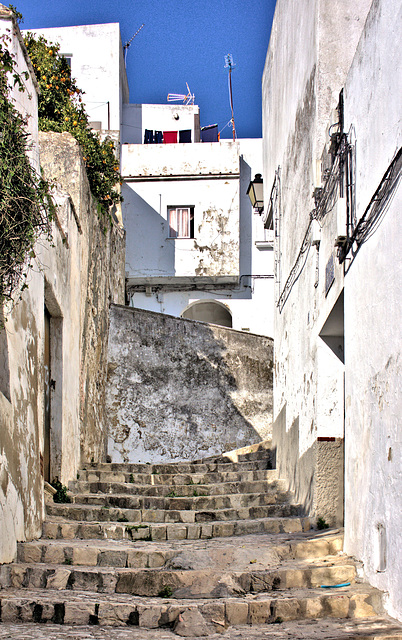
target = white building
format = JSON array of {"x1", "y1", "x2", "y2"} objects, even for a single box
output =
[
  {"x1": 263, "y1": 0, "x2": 401, "y2": 620},
  {"x1": 26, "y1": 23, "x2": 274, "y2": 336},
  {"x1": 25, "y1": 23, "x2": 129, "y2": 132},
  {"x1": 122, "y1": 134, "x2": 274, "y2": 335}
]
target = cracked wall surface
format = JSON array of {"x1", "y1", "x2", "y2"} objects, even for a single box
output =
[
  {"x1": 106, "y1": 305, "x2": 273, "y2": 463},
  {"x1": 0, "y1": 128, "x2": 125, "y2": 564}
]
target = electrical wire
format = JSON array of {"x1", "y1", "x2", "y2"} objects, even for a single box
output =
[{"x1": 339, "y1": 145, "x2": 402, "y2": 264}]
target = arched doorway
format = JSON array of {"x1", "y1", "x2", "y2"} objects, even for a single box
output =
[{"x1": 181, "y1": 300, "x2": 232, "y2": 328}]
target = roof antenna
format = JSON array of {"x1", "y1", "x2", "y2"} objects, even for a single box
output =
[
  {"x1": 224, "y1": 54, "x2": 236, "y2": 141},
  {"x1": 123, "y1": 23, "x2": 145, "y2": 65},
  {"x1": 167, "y1": 82, "x2": 195, "y2": 105}
]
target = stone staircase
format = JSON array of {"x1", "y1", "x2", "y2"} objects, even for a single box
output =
[{"x1": 1, "y1": 443, "x2": 401, "y2": 638}]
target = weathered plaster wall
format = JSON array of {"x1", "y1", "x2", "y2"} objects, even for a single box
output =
[
  {"x1": 0, "y1": 125, "x2": 125, "y2": 565},
  {"x1": 264, "y1": 0, "x2": 401, "y2": 620},
  {"x1": 106, "y1": 305, "x2": 273, "y2": 463},
  {"x1": 132, "y1": 139, "x2": 274, "y2": 336},
  {"x1": 342, "y1": 0, "x2": 402, "y2": 620},
  {"x1": 272, "y1": 408, "x2": 344, "y2": 527},
  {"x1": 263, "y1": 0, "x2": 372, "y2": 523},
  {"x1": 0, "y1": 7, "x2": 43, "y2": 565},
  {"x1": 122, "y1": 142, "x2": 240, "y2": 281},
  {"x1": 39, "y1": 132, "x2": 125, "y2": 465}
]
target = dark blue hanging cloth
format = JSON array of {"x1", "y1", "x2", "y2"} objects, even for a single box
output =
[
  {"x1": 179, "y1": 129, "x2": 192, "y2": 143},
  {"x1": 201, "y1": 124, "x2": 218, "y2": 142},
  {"x1": 144, "y1": 129, "x2": 154, "y2": 144},
  {"x1": 155, "y1": 131, "x2": 163, "y2": 143}
]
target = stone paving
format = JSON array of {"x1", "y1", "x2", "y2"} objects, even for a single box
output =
[
  {"x1": 2, "y1": 447, "x2": 402, "y2": 638},
  {"x1": 0, "y1": 617, "x2": 402, "y2": 639}
]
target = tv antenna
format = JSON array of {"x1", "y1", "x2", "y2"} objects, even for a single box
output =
[
  {"x1": 123, "y1": 23, "x2": 145, "y2": 64},
  {"x1": 167, "y1": 82, "x2": 195, "y2": 105},
  {"x1": 224, "y1": 54, "x2": 236, "y2": 141}
]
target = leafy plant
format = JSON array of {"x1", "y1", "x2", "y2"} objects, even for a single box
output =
[
  {"x1": 129, "y1": 474, "x2": 134, "y2": 483},
  {"x1": 51, "y1": 478, "x2": 71, "y2": 503},
  {"x1": 0, "y1": 31, "x2": 54, "y2": 306},
  {"x1": 316, "y1": 516, "x2": 329, "y2": 530},
  {"x1": 167, "y1": 490, "x2": 177, "y2": 498},
  {"x1": 63, "y1": 557, "x2": 73, "y2": 565},
  {"x1": 24, "y1": 33, "x2": 122, "y2": 216},
  {"x1": 158, "y1": 585, "x2": 173, "y2": 598}
]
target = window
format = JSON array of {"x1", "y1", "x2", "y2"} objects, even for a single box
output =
[
  {"x1": 168, "y1": 206, "x2": 194, "y2": 238},
  {"x1": 61, "y1": 54, "x2": 72, "y2": 69}
]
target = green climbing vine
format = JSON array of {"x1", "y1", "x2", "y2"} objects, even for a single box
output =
[
  {"x1": 0, "y1": 30, "x2": 54, "y2": 306},
  {"x1": 24, "y1": 33, "x2": 122, "y2": 212}
]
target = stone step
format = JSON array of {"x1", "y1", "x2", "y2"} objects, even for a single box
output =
[
  {"x1": 42, "y1": 515, "x2": 312, "y2": 541},
  {"x1": 69, "y1": 478, "x2": 288, "y2": 497},
  {"x1": 17, "y1": 531, "x2": 344, "y2": 569},
  {"x1": 0, "y1": 583, "x2": 385, "y2": 628},
  {"x1": 1, "y1": 618, "x2": 402, "y2": 640},
  {"x1": 206, "y1": 449, "x2": 273, "y2": 464},
  {"x1": 81, "y1": 458, "x2": 273, "y2": 475},
  {"x1": 68, "y1": 490, "x2": 291, "y2": 511},
  {"x1": 76, "y1": 467, "x2": 279, "y2": 486},
  {"x1": 46, "y1": 501, "x2": 302, "y2": 524},
  {"x1": 0, "y1": 560, "x2": 357, "y2": 598}
]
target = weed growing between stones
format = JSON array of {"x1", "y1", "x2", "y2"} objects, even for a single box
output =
[
  {"x1": 317, "y1": 517, "x2": 329, "y2": 530},
  {"x1": 51, "y1": 478, "x2": 71, "y2": 503}
]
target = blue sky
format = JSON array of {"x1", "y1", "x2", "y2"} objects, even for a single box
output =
[{"x1": 15, "y1": 0, "x2": 276, "y2": 139}]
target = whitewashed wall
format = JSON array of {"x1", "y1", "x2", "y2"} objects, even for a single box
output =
[
  {"x1": 124, "y1": 139, "x2": 274, "y2": 336},
  {"x1": 24, "y1": 23, "x2": 129, "y2": 131},
  {"x1": 122, "y1": 141, "x2": 240, "y2": 281},
  {"x1": 262, "y1": 0, "x2": 372, "y2": 523},
  {"x1": 122, "y1": 103, "x2": 199, "y2": 145},
  {"x1": 342, "y1": 0, "x2": 402, "y2": 620},
  {"x1": 263, "y1": 0, "x2": 402, "y2": 620}
]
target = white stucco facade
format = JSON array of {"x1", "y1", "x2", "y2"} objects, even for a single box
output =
[
  {"x1": 341, "y1": 0, "x2": 402, "y2": 620},
  {"x1": 122, "y1": 103, "x2": 200, "y2": 145},
  {"x1": 23, "y1": 23, "x2": 129, "y2": 132},
  {"x1": 263, "y1": 0, "x2": 402, "y2": 620},
  {"x1": 123, "y1": 137, "x2": 274, "y2": 336}
]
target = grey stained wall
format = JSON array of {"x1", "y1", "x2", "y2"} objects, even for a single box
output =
[
  {"x1": 0, "y1": 130, "x2": 125, "y2": 565},
  {"x1": 106, "y1": 305, "x2": 273, "y2": 462}
]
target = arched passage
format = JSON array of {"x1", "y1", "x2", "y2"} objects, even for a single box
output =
[{"x1": 181, "y1": 300, "x2": 232, "y2": 328}]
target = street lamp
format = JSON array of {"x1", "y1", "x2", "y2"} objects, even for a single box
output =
[{"x1": 246, "y1": 174, "x2": 264, "y2": 214}]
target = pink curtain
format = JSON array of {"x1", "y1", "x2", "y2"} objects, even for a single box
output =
[{"x1": 169, "y1": 208, "x2": 190, "y2": 237}]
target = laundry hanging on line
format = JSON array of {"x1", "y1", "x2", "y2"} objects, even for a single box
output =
[{"x1": 143, "y1": 130, "x2": 192, "y2": 144}]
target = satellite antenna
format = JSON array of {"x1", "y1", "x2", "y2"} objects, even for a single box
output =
[
  {"x1": 167, "y1": 83, "x2": 195, "y2": 105},
  {"x1": 123, "y1": 24, "x2": 145, "y2": 64},
  {"x1": 224, "y1": 54, "x2": 236, "y2": 141}
]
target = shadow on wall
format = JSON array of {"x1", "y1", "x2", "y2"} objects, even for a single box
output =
[
  {"x1": 123, "y1": 184, "x2": 175, "y2": 277},
  {"x1": 272, "y1": 406, "x2": 344, "y2": 527},
  {"x1": 181, "y1": 299, "x2": 233, "y2": 327},
  {"x1": 106, "y1": 304, "x2": 274, "y2": 463},
  {"x1": 239, "y1": 156, "x2": 253, "y2": 291}
]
